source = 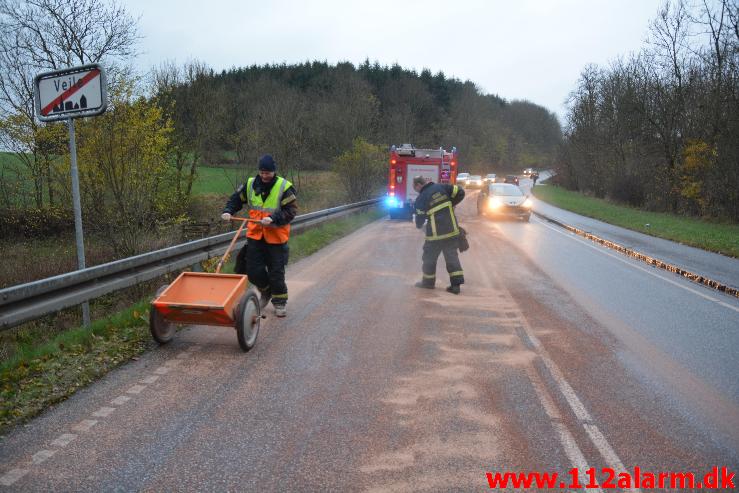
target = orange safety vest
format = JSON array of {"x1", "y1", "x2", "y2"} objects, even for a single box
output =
[{"x1": 244, "y1": 176, "x2": 292, "y2": 244}]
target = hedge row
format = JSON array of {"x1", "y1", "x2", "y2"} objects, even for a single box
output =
[{"x1": 0, "y1": 207, "x2": 75, "y2": 238}]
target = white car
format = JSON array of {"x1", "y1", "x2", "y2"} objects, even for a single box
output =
[
  {"x1": 456, "y1": 172, "x2": 470, "y2": 185},
  {"x1": 477, "y1": 183, "x2": 532, "y2": 221}
]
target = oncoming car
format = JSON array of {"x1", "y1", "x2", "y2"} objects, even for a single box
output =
[
  {"x1": 456, "y1": 172, "x2": 470, "y2": 185},
  {"x1": 484, "y1": 173, "x2": 497, "y2": 184},
  {"x1": 476, "y1": 183, "x2": 533, "y2": 221},
  {"x1": 466, "y1": 175, "x2": 483, "y2": 188}
]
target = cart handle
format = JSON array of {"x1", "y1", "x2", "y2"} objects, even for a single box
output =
[{"x1": 215, "y1": 217, "x2": 260, "y2": 274}]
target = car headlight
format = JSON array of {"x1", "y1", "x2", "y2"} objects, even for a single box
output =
[
  {"x1": 488, "y1": 197, "x2": 502, "y2": 209},
  {"x1": 523, "y1": 198, "x2": 533, "y2": 208}
]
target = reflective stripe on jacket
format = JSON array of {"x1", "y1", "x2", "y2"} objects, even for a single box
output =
[
  {"x1": 414, "y1": 182, "x2": 465, "y2": 241},
  {"x1": 245, "y1": 176, "x2": 292, "y2": 244}
]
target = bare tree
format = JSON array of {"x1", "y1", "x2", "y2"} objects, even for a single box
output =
[
  {"x1": 151, "y1": 59, "x2": 217, "y2": 200},
  {"x1": 0, "y1": 0, "x2": 139, "y2": 208}
]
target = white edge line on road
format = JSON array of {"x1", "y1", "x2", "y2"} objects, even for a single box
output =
[
  {"x1": 0, "y1": 347, "x2": 190, "y2": 487},
  {"x1": 0, "y1": 468, "x2": 29, "y2": 486},
  {"x1": 533, "y1": 217, "x2": 739, "y2": 314},
  {"x1": 50, "y1": 433, "x2": 76, "y2": 447},
  {"x1": 30, "y1": 449, "x2": 56, "y2": 465}
]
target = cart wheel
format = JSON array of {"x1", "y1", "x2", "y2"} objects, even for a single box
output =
[
  {"x1": 236, "y1": 288, "x2": 261, "y2": 352},
  {"x1": 150, "y1": 284, "x2": 175, "y2": 344}
]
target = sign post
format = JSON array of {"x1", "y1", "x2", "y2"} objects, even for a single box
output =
[{"x1": 34, "y1": 64, "x2": 107, "y2": 326}]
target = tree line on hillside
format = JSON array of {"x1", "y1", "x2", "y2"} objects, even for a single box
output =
[
  {"x1": 559, "y1": 0, "x2": 738, "y2": 221},
  {"x1": 151, "y1": 59, "x2": 562, "y2": 181}
]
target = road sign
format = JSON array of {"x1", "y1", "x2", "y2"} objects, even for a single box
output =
[
  {"x1": 33, "y1": 63, "x2": 109, "y2": 326},
  {"x1": 34, "y1": 63, "x2": 107, "y2": 122}
]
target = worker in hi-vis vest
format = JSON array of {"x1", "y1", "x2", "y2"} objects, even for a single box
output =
[{"x1": 221, "y1": 155, "x2": 297, "y2": 317}]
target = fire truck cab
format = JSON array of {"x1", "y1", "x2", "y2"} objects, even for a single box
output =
[{"x1": 385, "y1": 144, "x2": 458, "y2": 220}]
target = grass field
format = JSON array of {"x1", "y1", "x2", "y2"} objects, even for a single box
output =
[
  {"x1": 533, "y1": 185, "x2": 739, "y2": 258},
  {"x1": 192, "y1": 166, "x2": 348, "y2": 213},
  {"x1": 0, "y1": 152, "x2": 35, "y2": 207}
]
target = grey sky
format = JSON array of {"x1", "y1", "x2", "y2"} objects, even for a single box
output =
[{"x1": 123, "y1": 0, "x2": 664, "y2": 125}]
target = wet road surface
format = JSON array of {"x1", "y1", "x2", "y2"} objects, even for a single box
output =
[{"x1": 1, "y1": 196, "x2": 737, "y2": 491}]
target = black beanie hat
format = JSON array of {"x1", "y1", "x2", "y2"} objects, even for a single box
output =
[{"x1": 258, "y1": 154, "x2": 277, "y2": 172}]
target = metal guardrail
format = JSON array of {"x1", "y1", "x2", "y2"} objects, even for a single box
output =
[{"x1": 0, "y1": 198, "x2": 381, "y2": 330}]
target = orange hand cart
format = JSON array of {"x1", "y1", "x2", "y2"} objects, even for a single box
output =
[{"x1": 149, "y1": 217, "x2": 262, "y2": 352}]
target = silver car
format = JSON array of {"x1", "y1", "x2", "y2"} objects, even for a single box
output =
[{"x1": 476, "y1": 183, "x2": 532, "y2": 221}]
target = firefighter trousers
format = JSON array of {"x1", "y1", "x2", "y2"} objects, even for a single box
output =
[
  {"x1": 420, "y1": 237, "x2": 464, "y2": 287},
  {"x1": 235, "y1": 238, "x2": 289, "y2": 305}
]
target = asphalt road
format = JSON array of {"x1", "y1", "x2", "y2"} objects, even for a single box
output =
[{"x1": 1, "y1": 195, "x2": 738, "y2": 491}]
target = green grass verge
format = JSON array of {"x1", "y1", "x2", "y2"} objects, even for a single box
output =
[
  {"x1": 0, "y1": 302, "x2": 153, "y2": 433},
  {"x1": 533, "y1": 185, "x2": 739, "y2": 258},
  {"x1": 0, "y1": 208, "x2": 382, "y2": 434}
]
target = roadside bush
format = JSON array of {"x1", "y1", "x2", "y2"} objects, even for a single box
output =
[
  {"x1": 0, "y1": 206, "x2": 73, "y2": 238},
  {"x1": 332, "y1": 138, "x2": 386, "y2": 200}
]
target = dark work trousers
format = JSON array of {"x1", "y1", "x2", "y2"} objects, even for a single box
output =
[
  {"x1": 235, "y1": 238, "x2": 289, "y2": 306},
  {"x1": 421, "y1": 237, "x2": 464, "y2": 287}
]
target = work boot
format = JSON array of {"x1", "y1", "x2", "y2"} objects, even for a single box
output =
[
  {"x1": 446, "y1": 285, "x2": 461, "y2": 295},
  {"x1": 274, "y1": 303, "x2": 287, "y2": 318},
  {"x1": 258, "y1": 287, "x2": 271, "y2": 310},
  {"x1": 415, "y1": 281, "x2": 435, "y2": 290}
]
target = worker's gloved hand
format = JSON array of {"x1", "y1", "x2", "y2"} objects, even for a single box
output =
[
  {"x1": 260, "y1": 216, "x2": 273, "y2": 226},
  {"x1": 221, "y1": 212, "x2": 232, "y2": 221}
]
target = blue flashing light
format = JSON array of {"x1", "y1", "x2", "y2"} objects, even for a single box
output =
[{"x1": 385, "y1": 196, "x2": 400, "y2": 208}]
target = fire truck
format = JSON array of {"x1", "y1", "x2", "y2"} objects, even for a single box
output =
[{"x1": 385, "y1": 144, "x2": 459, "y2": 219}]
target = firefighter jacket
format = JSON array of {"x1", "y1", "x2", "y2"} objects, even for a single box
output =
[
  {"x1": 414, "y1": 182, "x2": 464, "y2": 241},
  {"x1": 224, "y1": 175, "x2": 297, "y2": 245}
]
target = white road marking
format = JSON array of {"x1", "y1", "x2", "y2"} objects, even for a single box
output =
[
  {"x1": 50, "y1": 433, "x2": 77, "y2": 447},
  {"x1": 473, "y1": 242, "x2": 602, "y2": 489},
  {"x1": 471, "y1": 234, "x2": 641, "y2": 492},
  {"x1": 110, "y1": 395, "x2": 131, "y2": 406},
  {"x1": 91, "y1": 407, "x2": 115, "y2": 418},
  {"x1": 518, "y1": 324, "x2": 641, "y2": 493},
  {"x1": 140, "y1": 375, "x2": 160, "y2": 384},
  {"x1": 526, "y1": 367, "x2": 603, "y2": 493},
  {"x1": 584, "y1": 423, "x2": 632, "y2": 479},
  {"x1": 0, "y1": 468, "x2": 28, "y2": 486},
  {"x1": 533, "y1": 217, "x2": 739, "y2": 314},
  {"x1": 72, "y1": 419, "x2": 98, "y2": 432},
  {"x1": 126, "y1": 384, "x2": 146, "y2": 394},
  {"x1": 153, "y1": 366, "x2": 171, "y2": 375},
  {"x1": 31, "y1": 449, "x2": 56, "y2": 464}
]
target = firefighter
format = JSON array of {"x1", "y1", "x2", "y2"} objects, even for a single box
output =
[
  {"x1": 221, "y1": 155, "x2": 297, "y2": 317},
  {"x1": 412, "y1": 175, "x2": 465, "y2": 294}
]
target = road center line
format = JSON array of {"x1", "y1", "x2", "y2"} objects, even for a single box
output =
[
  {"x1": 473, "y1": 240, "x2": 601, "y2": 489},
  {"x1": 471, "y1": 234, "x2": 641, "y2": 492}
]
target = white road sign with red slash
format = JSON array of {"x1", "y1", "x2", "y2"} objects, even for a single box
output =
[{"x1": 34, "y1": 63, "x2": 107, "y2": 122}]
